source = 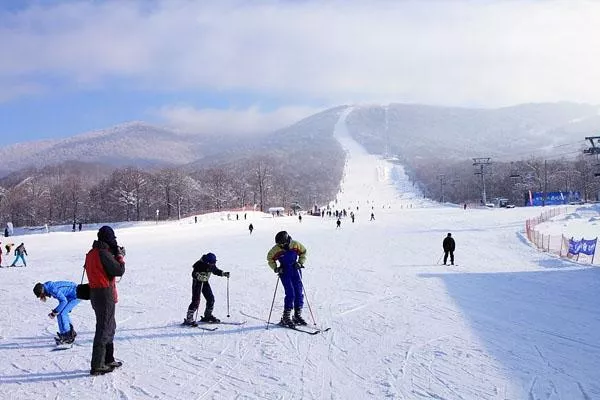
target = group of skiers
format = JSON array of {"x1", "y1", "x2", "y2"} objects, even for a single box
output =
[
  {"x1": 0, "y1": 242, "x2": 27, "y2": 267},
  {"x1": 31, "y1": 225, "x2": 311, "y2": 376},
  {"x1": 30, "y1": 220, "x2": 455, "y2": 377}
]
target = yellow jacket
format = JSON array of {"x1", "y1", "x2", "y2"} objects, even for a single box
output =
[{"x1": 267, "y1": 240, "x2": 307, "y2": 271}]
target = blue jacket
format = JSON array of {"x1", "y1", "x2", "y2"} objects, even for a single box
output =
[{"x1": 43, "y1": 281, "x2": 78, "y2": 314}]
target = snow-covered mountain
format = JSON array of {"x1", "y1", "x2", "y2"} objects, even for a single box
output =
[{"x1": 1, "y1": 102, "x2": 598, "y2": 176}]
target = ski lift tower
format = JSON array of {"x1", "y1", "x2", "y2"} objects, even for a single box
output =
[
  {"x1": 583, "y1": 136, "x2": 600, "y2": 177},
  {"x1": 473, "y1": 157, "x2": 492, "y2": 205}
]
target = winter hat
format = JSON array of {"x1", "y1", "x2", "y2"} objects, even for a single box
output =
[
  {"x1": 33, "y1": 282, "x2": 44, "y2": 298},
  {"x1": 202, "y1": 253, "x2": 217, "y2": 264},
  {"x1": 98, "y1": 226, "x2": 116, "y2": 242}
]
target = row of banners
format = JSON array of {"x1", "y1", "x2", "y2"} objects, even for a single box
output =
[{"x1": 567, "y1": 237, "x2": 598, "y2": 257}]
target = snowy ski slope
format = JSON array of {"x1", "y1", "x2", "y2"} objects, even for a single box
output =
[{"x1": 0, "y1": 111, "x2": 599, "y2": 399}]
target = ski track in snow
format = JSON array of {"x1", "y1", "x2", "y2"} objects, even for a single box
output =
[{"x1": 1, "y1": 107, "x2": 600, "y2": 399}]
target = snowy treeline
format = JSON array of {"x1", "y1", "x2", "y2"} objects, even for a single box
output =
[
  {"x1": 0, "y1": 153, "x2": 344, "y2": 227},
  {"x1": 406, "y1": 155, "x2": 598, "y2": 205}
]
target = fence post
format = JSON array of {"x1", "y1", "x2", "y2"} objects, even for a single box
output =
[
  {"x1": 542, "y1": 233, "x2": 545, "y2": 251},
  {"x1": 547, "y1": 235, "x2": 550, "y2": 253},
  {"x1": 559, "y1": 234, "x2": 563, "y2": 257}
]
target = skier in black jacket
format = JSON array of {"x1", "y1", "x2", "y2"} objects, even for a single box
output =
[
  {"x1": 183, "y1": 253, "x2": 230, "y2": 325},
  {"x1": 442, "y1": 233, "x2": 455, "y2": 265}
]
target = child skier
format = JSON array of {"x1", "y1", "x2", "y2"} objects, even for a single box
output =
[
  {"x1": 183, "y1": 253, "x2": 230, "y2": 326},
  {"x1": 33, "y1": 281, "x2": 80, "y2": 344},
  {"x1": 5, "y1": 242, "x2": 14, "y2": 255},
  {"x1": 267, "y1": 231, "x2": 308, "y2": 327}
]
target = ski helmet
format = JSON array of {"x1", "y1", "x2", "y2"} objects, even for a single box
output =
[
  {"x1": 33, "y1": 282, "x2": 44, "y2": 298},
  {"x1": 275, "y1": 231, "x2": 291, "y2": 245},
  {"x1": 202, "y1": 253, "x2": 217, "y2": 264}
]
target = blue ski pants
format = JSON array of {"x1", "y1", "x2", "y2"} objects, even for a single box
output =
[
  {"x1": 10, "y1": 254, "x2": 26, "y2": 266},
  {"x1": 280, "y1": 267, "x2": 304, "y2": 310},
  {"x1": 57, "y1": 298, "x2": 80, "y2": 334}
]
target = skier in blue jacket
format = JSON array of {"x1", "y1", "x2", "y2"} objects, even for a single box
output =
[{"x1": 33, "y1": 281, "x2": 80, "y2": 344}]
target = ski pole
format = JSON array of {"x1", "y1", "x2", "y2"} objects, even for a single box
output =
[
  {"x1": 266, "y1": 276, "x2": 280, "y2": 330},
  {"x1": 299, "y1": 275, "x2": 317, "y2": 326},
  {"x1": 436, "y1": 253, "x2": 443, "y2": 265},
  {"x1": 195, "y1": 281, "x2": 204, "y2": 322},
  {"x1": 226, "y1": 276, "x2": 230, "y2": 318}
]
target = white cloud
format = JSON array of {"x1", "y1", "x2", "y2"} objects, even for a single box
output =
[
  {"x1": 1, "y1": 0, "x2": 600, "y2": 106},
  {"x1": 157, "y1": 104, "x2": 323, "y2": 135}
]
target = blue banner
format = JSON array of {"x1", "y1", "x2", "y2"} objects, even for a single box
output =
[
  {"x1": 568, "y1": 238, "x2": 597, "y2": 256},
  {"x1": 527, "y1": 191, "x2": 581, "y2": 206}
]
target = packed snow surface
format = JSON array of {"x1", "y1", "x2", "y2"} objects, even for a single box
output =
[{"x1": 1, "y1": 110, "x2": 599, "y2": 400}]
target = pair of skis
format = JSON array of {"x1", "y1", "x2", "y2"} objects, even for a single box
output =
[
  {"x1": 279, "y1": 324, "x2": 330, "y2": 335},
  {"x1": 181, "y1": 320, "x2": 247, "y2": 331},
  {"x1": 239, "y1": 311, "x2": 330, "y2": 335}
]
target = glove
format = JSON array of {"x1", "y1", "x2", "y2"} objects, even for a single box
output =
[
  {"x1": 48, "y1": 310, "x2": 58, "y2": 319},
  {"x1": 117, "y1": 246, "x2": 126, "y2": 257},
  {"x1": 294, "y1": 262, "x2": 304, "y2": 269},
  {"x1": 223, "y1": 271, "x2": 230, "y2": 278},
  {"x1": 275, "y1": 267, "x2": 283, "y2": 275}
]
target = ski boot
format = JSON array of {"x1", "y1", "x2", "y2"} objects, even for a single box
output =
[
  {"x1": 55, "y1": 332, "x2": 72, "y2": 345},
  {"x1": 200, "y1": 314, "x2": 220, "y2": 323},
  {"x1": 292, "y1": 308, "x2": 307, "y2": 326},
  {"x1": 105, "y1": 343, "x2": 123, "y2": 369},
  {"x1": 90, "y1": 364, "x2": 115, "y2": 376},
  {"x1": 182, "y1": 310, "x2": 198, "y2": 327},
  {"x1": 278, "y1": 308, "x2": 295, "y2": 328}
]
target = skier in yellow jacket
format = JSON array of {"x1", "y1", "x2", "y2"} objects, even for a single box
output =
[{"x1": 267, "y1": 231, "x2": 307, "y2": 327}]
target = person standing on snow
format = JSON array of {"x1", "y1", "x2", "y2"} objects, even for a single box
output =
[
  {"x1": 249, "y1": 223, "x2": 254, "y2": 234},
  {"x1": 10, "y1": 243, "x2": 27, "y2": 267},
  {"x1": 33, "y1": 281, "x2": 80, "y2": 344},
  {"x1": 183, "y1": 253, "x2": 230, "y2": 325},
  {"x1": 443, "y1": 233, "x2": 455, "y2": 265},
  {"x1": 267, "y1": 231, "x2": 307, "y2": 327},
  {"x1": 84, "y1": 226, "x2": 125, "y2": 376}
]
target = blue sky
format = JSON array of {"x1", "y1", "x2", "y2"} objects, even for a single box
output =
[{"x1": 1, "y1": 0, "x2": 600, "y2": 146}]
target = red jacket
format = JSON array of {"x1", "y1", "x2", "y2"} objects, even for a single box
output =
[{"x1": 84, "y1": 241, "x2": 125, "y2": 302}]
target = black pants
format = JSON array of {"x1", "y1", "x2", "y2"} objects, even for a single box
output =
[
  {"x1": 90, "y1": 289, "x2": 117, "y2": 369},
  {"x1": 443, "y1": 251, "x2": 454, "y2": 265},
  {"x1": 187, "y1": 280, "x2": 215, "y2": 316}
]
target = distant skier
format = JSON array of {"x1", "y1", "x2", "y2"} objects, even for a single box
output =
[
  {"x1": 267, "y1": 231, "x2": 307, "y2": 327},
  {"x1": 463, "y1": 203, "x2": 467, "y2": 210},
  {"x1": 183, "y1": 253, "x2": 230, "y2": 325},
  {"x1": 249, "y1": 223, "x2": 254, "y2": 234},
  {"x1": 351, "y1": 213, "x2": 355, "y2": 223},
  {"x1": 78, "y1": 222, "x2": 83, "y2": 231},
  {"x1": 336, "y1": 219, "x2": 341, "y2": 229},
  {"x1": 443, "y1": 233, "x2": 455, "y2": 265},
  {"x1": 9, "y1": 243, "x2": 27, "y2": 267},
  {"x1": 33, "y1": 281, "x2": 80, "y2": 345},
  {"x1": 370, "y1": 212, "x2": 375, "y2": 221},
  {"x1": 298, "y1": 214, "x2": 302, "y2": 223}
]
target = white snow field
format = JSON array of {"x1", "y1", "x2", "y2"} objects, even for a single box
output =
[{"x1": 1, "y1": 112, "x2": 599, "y2": 400}]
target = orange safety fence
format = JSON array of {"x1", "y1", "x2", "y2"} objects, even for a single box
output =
[{"x1": 525, "y1": 207, "x2": 597, "y2": 264}]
